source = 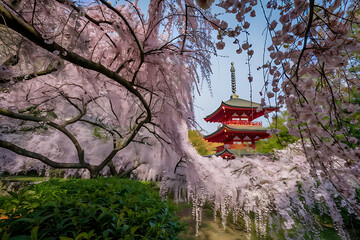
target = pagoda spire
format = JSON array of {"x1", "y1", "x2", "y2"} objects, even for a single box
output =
[{"x1": 230, "y1": 62, "x2": 238, "y2": 98}]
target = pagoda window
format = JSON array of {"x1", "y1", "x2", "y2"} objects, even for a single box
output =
[
  {"x1": 240, "y1": 117, "x2": 248, "y2": 121},
  {"x1": 233, "y1": 141, "x2": 242, "y2": 144},
  {"x1": 232, "y1": 117, "x2": 240, "y2": 121}
]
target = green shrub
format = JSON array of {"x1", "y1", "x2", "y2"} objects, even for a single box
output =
[
  {"x1": 256, "y1": 111, "x2": 299, "y2": 154},
  {"x1": 0, "y1": 178, "x2": 184, "y2": 239}
]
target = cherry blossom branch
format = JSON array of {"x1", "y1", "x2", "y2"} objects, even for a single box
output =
[
  {"x1": 90, "y1": 0, "x2": 145, "y2": 85},
  {"x1": 144, "y1": 124, "x2": 171, "y2": 146},
  {"x1": 98, "y1": 0, "x2": 144, "y2": 61},
  {"x1": 0, "y1": 139, "x2": 84, "y2": 168},
  {"x1": 174, "y1": 156, "x2": 186, "y2": 174},
  {"x1": 0, "y1": 107, "x2": 86, "y2": 166},
  {"x1": 55, "y1": 0, "x2": 117, "y2": 47},
  {"x1": 79, "y1": 119, "x2": 122, "y2": 139},
  {"x1": 125, "y1": 0, "x2": 145, "y2": 29},
  {"x1": 0, "y1": 105, "x2": 144, "y2": 177},
  {"x1": 0, "y1": 64, "x2": 58, "y2": 83},
  {"x1": 294, "y1": 0, "x2": 315, "y2": 81},
  {"x1": 180, "y1": 5, "x2": 188, "y2": 54},
  {"x1": 314, "y1": 4, "x2": 358, "y2": 24},
  {"x1": 0, "y1": 4, "x2": 151, "y2": 123}
]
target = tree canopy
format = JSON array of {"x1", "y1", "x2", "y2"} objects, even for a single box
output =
[
  {"x1": 188, "y1": 129, "x2": 220, "y2": 155},
  {"x1": 256, "y1": 111, "x2": 299, "y2": 153}
]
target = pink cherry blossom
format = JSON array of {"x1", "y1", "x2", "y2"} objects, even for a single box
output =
[
  {"x1": 243, "y1": 21, "x2": 250, "y2": 29},
  {"x1": 269, "y1": 20, "x2": 278, "y2": 30},
  {"x1": 216, "y1": 41, "x2": 225, "y2": 50},
  {"x1": 242, "y1": 42, "x2": 250, "y2": 50},
  {"x1": 196, "y1": 0, "x2": 215, "y2": 9},
  {"x1": 250, "y1": 10, "x2": 256, "y2": 17}
]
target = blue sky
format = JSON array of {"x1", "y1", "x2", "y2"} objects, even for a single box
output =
[{"x1": 193, "y1": 3, "x2": 277, "y2": 134}]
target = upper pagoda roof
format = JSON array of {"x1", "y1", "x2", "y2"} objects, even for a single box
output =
[
  {"x1": 223, "y1": 96, "x2": 261, "y2": 108},
  {"x1": 204, "y1": 95, "x2": 277, "y2": 122}
]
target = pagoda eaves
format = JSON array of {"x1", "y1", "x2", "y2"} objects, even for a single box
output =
[
  {"x1": 203, "y1": 148, "x2": 236, "y2": 160},
  {"x1": 204, "y1": 97, "x2": 277, "y2": 123},
  {"x1": 203, "y1": 124, "x2": 270, "y2": 144}
]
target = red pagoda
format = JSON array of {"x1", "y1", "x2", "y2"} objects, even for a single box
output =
[{"x1": 203, "y1": 63, "x2": 277, "y2": 159}]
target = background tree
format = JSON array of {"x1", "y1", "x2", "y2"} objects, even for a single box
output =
[
  {"x1": 188, "y1": 129, "x2": 220, "y2": 155},
  {"x1": 256, "y1": 111, "x2": 299, "y2": 153}
]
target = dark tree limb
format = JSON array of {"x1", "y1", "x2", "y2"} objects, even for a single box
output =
[
  {"x1": 0, "y1": 139, "x2": 84, "y2": 168},
  {"x1": 294, "y1": 0, "x2": 315, "y2": 81},
  {"x1": 0, "y1": 107, "x2": 86, "y2": 165},
  {"x1": 0, "y1": 65, "x2": 58, "y2": 83}
]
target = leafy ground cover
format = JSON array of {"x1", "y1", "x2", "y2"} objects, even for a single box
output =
[{"x1": 0, "y1": 177, "x2": 184, "y2": 240}]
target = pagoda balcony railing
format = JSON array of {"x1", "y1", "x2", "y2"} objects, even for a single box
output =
[{"x1": 224, "y1": 120, "x2": 262, "y2": 126}]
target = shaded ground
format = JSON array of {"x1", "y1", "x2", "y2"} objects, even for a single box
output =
[
  {"x1": 177, "y1": 203, "x2": 248, "y2": 240},
  {"x1": 176, "y1": 202, "x2": 342, "y2": 240}
]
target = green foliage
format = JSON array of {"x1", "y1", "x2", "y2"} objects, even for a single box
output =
[
  {"x1": 0, "y1": 176, "x2": 45, "y2": 183},
  {"x1": 256, "y1": 112, "x2": 299, "y2": 154},
  {"x1": 46, "y1": 111, "x2": 57, "y2": 119},
  {"x1": 188, "y1": 130, "x2": 220, "y2": 155},
  {"x1": 356, "y1": 189, "x2": 360, "y2": 203},
  {"x1": 296, "y1": 183, "x2": 360, "y2": 240},
  {"x1": 0, "y1": 178, "x2": 184, "y2": 239},
  {"x1": 335, "y1": 191, "x2": 360, "y2": 239},
  {"x1": 92, "y1": 127, "x2": 109, "y2": 142},
  {"x1": 48, "y1": 168, "x2": 66, "y2": 178},
  {"x1": 93, "y1": 127, "x2": 102, "y2": 139},
  {"x1": 340, "y1": 91, "x2": 360, "y2": 149}
]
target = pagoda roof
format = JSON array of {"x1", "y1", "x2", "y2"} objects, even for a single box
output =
[
  {"x1": 204, "y1": 148, "x2": 272, "y2": 158},
  {"x1": 203, "y1": 148, "x2": 236, "y2": 159},
  {"x1": 204, "y1": 124, "x2": 268, "y2": 138},
  {"x1": 203, "y1": 124, "x2": 269, "y2": 142},
  {"x1": 224, "y1": 97, "x2": 262, "y2": 108},
  {"x1": 204, "y1": 96, "x2": 277, "y2": 122},
  {"x1": 226, "y1": 124, "x2": 269, "y2": 131}
]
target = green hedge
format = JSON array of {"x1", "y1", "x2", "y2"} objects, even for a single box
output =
[{"x1": 0, "y1": 178, "x2": 184, "y2": 240}]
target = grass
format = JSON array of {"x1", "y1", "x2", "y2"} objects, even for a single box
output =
[{"x1": 0, "y1": 176, "x2": 46, "y2": 182}]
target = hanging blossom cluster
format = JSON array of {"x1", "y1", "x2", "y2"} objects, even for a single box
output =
[
  {"x1": 209, "y1": 0, "x2": 360, "y2": 221},
  {"x1": 161, "y1": 139, "x2": 357, "y2": 239},
  {"x1": 265, "y1": 0, "x2": 360, "y2": 217},
  {"x1": 213, "y1": 0, "x2": 257, "y2": 57}
]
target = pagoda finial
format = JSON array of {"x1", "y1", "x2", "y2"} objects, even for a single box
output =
[{"x1": 230, "y1": 62, "x2": 238, "y2": 98}]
